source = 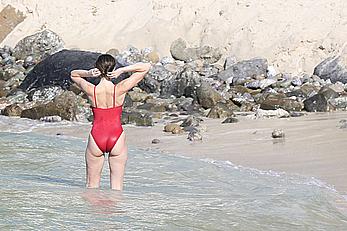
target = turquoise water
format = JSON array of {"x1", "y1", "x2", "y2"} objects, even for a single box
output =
[{"x1": 0, "y1": 131, "x2": 347, "y2": 230}]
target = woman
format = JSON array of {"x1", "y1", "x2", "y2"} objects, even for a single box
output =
[{"x1": 71, "y1": 54, "x2": 151, "y2": 190}]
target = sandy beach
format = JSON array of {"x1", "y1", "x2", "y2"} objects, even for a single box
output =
[{"x1": 30, "y1": 111, "x2": 347, "y2": 194}]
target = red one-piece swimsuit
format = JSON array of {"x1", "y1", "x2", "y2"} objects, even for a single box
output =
[{"x1": 91, "y1": 84, "x2": 123, "y2": 153}]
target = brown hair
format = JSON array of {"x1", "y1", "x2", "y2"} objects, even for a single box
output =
[{"x1": 95, "y1": 54, "x2": 116, "y2": 80}]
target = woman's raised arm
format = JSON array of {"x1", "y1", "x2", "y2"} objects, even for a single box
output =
[
  {"x1": 110, "y1": 63, "x2": 151, "y2": 95},
  {"x1": 70, "y1": 68, "x2": 101, "y2": 95}
]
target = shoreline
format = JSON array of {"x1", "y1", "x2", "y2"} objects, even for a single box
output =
[{"x1": 25, "y1": 111, "x2": 347, "y2": 195}]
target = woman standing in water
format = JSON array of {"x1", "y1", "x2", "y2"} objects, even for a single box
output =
[{"x1": 71, "y1": 54, "x2": 151, "y2": 190}]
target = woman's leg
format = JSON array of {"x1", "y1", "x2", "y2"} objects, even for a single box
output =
[
  {"x1": 109, "y1": 132, "x2": 128, "y2": 190},
  {"x1": 85, "y1": 134, "x2": 104, "y2": 188}
]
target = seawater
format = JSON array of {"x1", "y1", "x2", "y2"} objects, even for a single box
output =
[{"x1": 0, "y1": 131, "x2": 347, "y2": 231}]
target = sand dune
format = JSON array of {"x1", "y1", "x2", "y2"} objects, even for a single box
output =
[{"x1": 1, "y1": 0, "x2": 346, "y2": 74}]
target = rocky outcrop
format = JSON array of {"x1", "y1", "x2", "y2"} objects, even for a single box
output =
[
  {"x1": 170, "y1": 38, "x2": 222, "y2": 64},
  {"x1": 13, "y1": 29, "x2": 64, "y2": 62}
]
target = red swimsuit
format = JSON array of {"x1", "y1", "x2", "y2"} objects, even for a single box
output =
[{"x1": 91, "y1": 84, "x2": 123, "y2": 153}]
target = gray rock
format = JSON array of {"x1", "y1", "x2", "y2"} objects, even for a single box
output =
[
  {"x1": 170, "y1": 38, "x2": 222, "y2": 64},
  {"x1": 116, "y1": 46, "x2": 143, "y2": 66},
  {"x1": 196, "y1": 82, "x2": 223, "y2": 109},
  {"x1": 218, "y1": 58, "x2": 268, "y2": 85},
  {"x1": 328, "y1": 97, "x2": 347, "y2": 110},
  {"x1": 187, "y1": 129, "x2": 202, "y2": 141},
  {"x1": 245, "y1": 78, "x2": 276, "y2": 89},
  {"x1": 148, "y1": 64, "x2": 174, "y2": 81},
  {"x1": 313, "y1": 55, "x2": 347, "y2": 83},
  {"x1": 303, "y1": 93, "x2": 328, "y2": 112},
  {"x1": 127, "y1": 91, "x2": 150, "y2": 102},
  {"x1": 181, "y1": 115, "x2": 202, "y2": 127},
  {"x1": 318, "y1": 86, "x2": 339, "y2": 100},
  {"x1": 13, "y1": 29, "x2": 64, "y2": 62},
  {"x1": 138, "y1": 75, "x2": 160, "y2": 93},
  {"x1": 272, "y1": 129, "x2": 285, "y2": 138}
]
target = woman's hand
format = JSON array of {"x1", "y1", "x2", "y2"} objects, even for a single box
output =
[
  {"x1": 88, "y1": 68, "x2": 101, "y2": 77},
  {"x1": 107, "y1": 68, "x2": 124, "y2": 79}
]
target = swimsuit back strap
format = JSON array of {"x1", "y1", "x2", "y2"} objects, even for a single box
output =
[
  {"x1": 113, "y1": 84, "x2": 116, "y2": 107},
  {"x1": 93, "y1": 86, "x2": 98, "y2": 108}
]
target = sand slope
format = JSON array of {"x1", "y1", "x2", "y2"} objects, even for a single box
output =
[{"x1": 1, "y1": 0, "x2": 346, "y2": 73}]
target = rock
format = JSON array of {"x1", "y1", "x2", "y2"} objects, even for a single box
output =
[
  {"x1": 144, "y1": 51, "x2": 160, "y2": 64},
  {"x1": 0, "y1": 65, "x2": 25, "y2": 81},
  {"x1": 196, "y1": 82, "x2": 223, "y2": 109},
  {"x1": 207, "y1": 102, "x2": 234, "y2": 118},
  {"x1": 256, "y1": 108, "x2": 290, "y2": 118},
  {"x1": 138, "y1": 75, "x2": 160, "y2": 93},
  {"x1": 128, "y1": 91, "x2": 150, "y2": 102},
  {"x1": 116, "y1": 46, "x2": 143, "y2": 66},
  {"x1": 218, "y1": 58, "x2": 268, "y2": 85},
  {"x1": 39, "y1": 115, "x2": 62, "y2": 122},
  {"x1": 172, "y1": 126, "x2": 184, "y2": 134},
  {"x1": 147, "y1": 64, "x2": 173, "y2": 82},
  {"x1": 170, "y1": 38, "x2": 222, "y2": 64},
  {"x1": 23, "y1": 56, "x2": 35, "y2": 68},
  {"x1": 152, "y1": 138, "x2": 160, "y2": 144},
  {"x1": 13, "y1": 29, "x2": 64, "y2": 62},
  {"x1": 29, "y1": 86, "x2": 65, "y2": 103},
  {"x1": 106, "y1": 48, "x2": 119, "y2": 57},
  {"x1": 20, "y1": 91, "x2": 78, "y2": 120},
  {"x1": 121, "y1": 110, "x2": 153, "y2": 126},
  {"x1": 1, "y1": 103, "x2": 22, "y2": 116},
  {"x1": 137, "y1": 102, "x2": 166, "y2": 112},
  {"x1": 303, "y1": 93, "x2": 328, "y2": 112},
  {"x1": 181, "y1": 115, "x2": 202, "y2": 127},
  {"x1": 328, "y1": 97, "x2": 347, "y2": 110},
  {"x1": 244, "y1": 78, "x2": 276, "y2": 89},
  {"x1": 160, "y1": 56, "x2": 175, "y2": 65},
  {"x1": 338, "y1": 119, "x2": 347, "y2": 129},
  {"x1": 164, "y1": 123, "x2": 180, "y2": 132},
  {"x1": 19, "y1": 49, "x2": 102, "y2": 92},
  {"x1": 313, "y1": 54, "x2": 347, "y2": 83},
  {"x1": 187, "y1": 130, "x2": 202, "y2": 141},
  {"x1": 318, "y1": 86, "x2": 339, "y2": 100},
  {"x1": 260, "y1": 94, "x2": 303, "y2": 111},
  {"x1": 176, "y1": 67, "x2": 201, "y2": 98},
  {"x1": 222, "y1": 117, "x2": 239, "y2": 123},
  {"x1": 272, "y1": 129, "x2": 285, "y2": 138}
]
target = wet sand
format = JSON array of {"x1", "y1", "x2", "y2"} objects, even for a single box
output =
[{"x1": 30, "y1": 111, "x2": 347, "y2": 194}]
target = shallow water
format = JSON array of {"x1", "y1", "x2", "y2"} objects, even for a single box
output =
[{"x1": 0, "y1": 132, "x2": 347, "y2": 230}]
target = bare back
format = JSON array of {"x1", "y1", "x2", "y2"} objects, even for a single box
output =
[{"x1": 90, "y1": 79, "x2": 125, "y2": 108}]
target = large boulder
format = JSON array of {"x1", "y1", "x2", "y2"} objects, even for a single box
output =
[
  {"x1": 218, "y1": 58, "x2": 268, "y2": 85},
  {"x1": 19, "y1": 49, "x2": 101, "y2": 92},
  {"x1": 20, "y1": 91, "x2": 78, "y2": 120},
  {"x1": 13, "y1": 29, "x2": 64, "y2": 62},
  {"x1": 170, "y1": 38, "x2": 222, "y2": 64},
  {"x1": 313, "y1": 53, "x2": 347, "y2": 84},
  {"x1": 196, "y1": 82, "x2": 223, "y2": 109},
  {"x1": 260, "y1": 94, "x2": 304, "y2": 111}
]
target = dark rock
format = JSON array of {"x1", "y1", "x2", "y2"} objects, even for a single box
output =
[
  {"x1": 313, "y1": 55, "x2": 347, "y2": 83},
  {"x1": 170, "y1": 38, "x2": 222, "y2": 64},
  {"x1": 2, "y1": 103, "x2": 22, "y2": 116},
  {"x1": 121, "y1": 110, "x2": 153, "y2": 126},
  {"x1": 303, "y1": 93, "x2": 328, "y2": 112},
  {"x1": 13, "y1": 29, "x2": 64, "y2": 62},
  {"x1": 152, "y1": 138, "x2": 160, "y2": 144},
  {"x1": 207, "y1": 102, "x2": 234, "y2": 119},
  {"x1": 138, "y1": 75, "x2": 160, "y2": 93},
  {"x1": 19, "y1": 49, "x2": 101, "y2": 92},
  {"x1": 222, "y1": 117, "x2": 239, "y2": 123},
  {"x1": 260, "y1": 94, "x2": 303, "y2": 111},
  {"x1": 218, "y1": 58, "x2": 268, "y2": 85},
  {"x1": 272, "y1": 129, "x2": 285, "y2": 138},
  {"x1": 196, "y1": 82, "x2": 223, "y2": 109},
  {"x1": 123, "y1": 94, "x2": 133, "y2": 108}
]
